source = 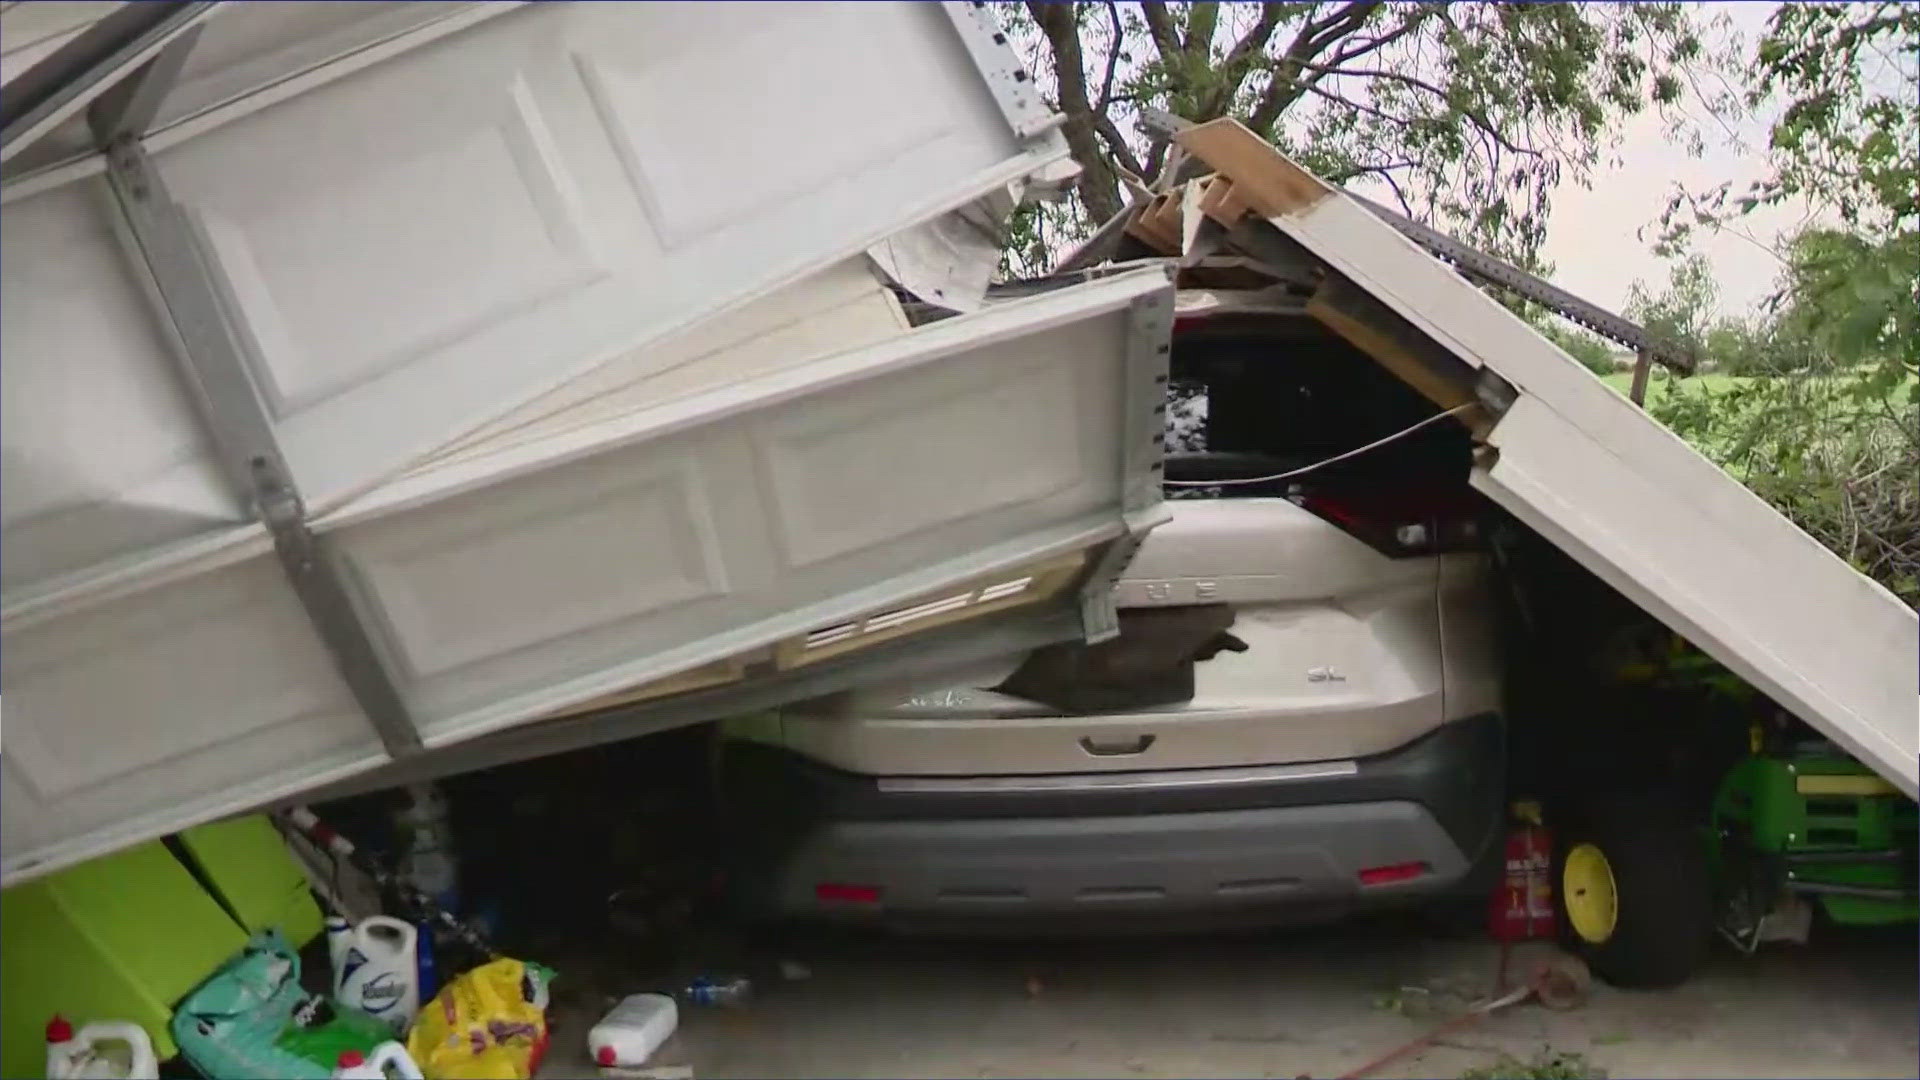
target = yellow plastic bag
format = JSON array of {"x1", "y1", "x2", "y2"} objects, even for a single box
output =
[{"x1": 405, "y1": 959, "x2": 553, "y2": 1080}]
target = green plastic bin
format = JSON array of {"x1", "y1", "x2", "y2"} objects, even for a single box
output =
[{"x1": 1, "y1": 815, "x2": 324, "y2": 1078}]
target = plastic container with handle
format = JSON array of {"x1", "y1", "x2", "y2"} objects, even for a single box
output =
[
  {"x1": 45, "y1": 1016, "x2": 159, "y2": 1080},
  {"x1": 325, "y1": 916, "x2": 420, "y2": 1031},
  {"x1": 587, "y1": 994, "x2": 678, "y2": 1070}
]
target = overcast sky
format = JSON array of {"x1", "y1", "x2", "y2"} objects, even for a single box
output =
[{"x1": 1539, "y1": 2, "x2": 1803, "y2": 320}]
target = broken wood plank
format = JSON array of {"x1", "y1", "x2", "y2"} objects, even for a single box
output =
[
  {"x1": 1174, "y1": 118, "x2": 1331, "y2": 218},
  {"x1": 1124, "y1": 191, "x2": 1182, "y2": 254},
  {"x1": 1196, "y1": 175, "x2": 1252, "y2": 227},
  {"x1": 1147, "y1": 189, "x2": 1186, "y2": 246}
]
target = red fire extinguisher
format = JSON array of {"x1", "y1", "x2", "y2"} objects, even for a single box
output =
[{"x1": 1488, "y1": 800, "x2": 1555, "y2": 941}]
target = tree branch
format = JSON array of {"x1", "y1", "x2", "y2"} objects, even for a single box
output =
[
  {"x1": 1093, "y1": 113, "x2": 1148, "y2": 182},
  {"x1": 1225, "y1": 2, "x2": 1287, "y2": 68},
  {"x1": 1246, "y1": 0, "x2": 1383, "y2": 136},
  {"x1": 1138, "y1": 1, "x2": 1181, "y2": 60},
  {"x1": 1289, "y1": 80, "x2": 1420, "y2": 132},
  {"x1": 1184, "y1": 1, "x2": 1220, "y2": 55},
  {"x1": 1194, "y1": 1, "x2": 1287, "y2": 119},
  {"x1": 1288, "y1": 58, "x2": 1544, "y2": 157},
  {"x1": 1317, "y1": 6, "x2": 1432, "y2": 70},
  {"x1": 1364, "y1": 162, "x2": 1419, "y2": 218},
  {"x1": 1027, "y1": 0, "x2": 1124, "y2": 223},
  {"x1": 1301, "y1": 0, "x2": 1385, "y2": 53},
  {"x1": 1094, "y1": 1, "x2": 1124, "y2": 113}
]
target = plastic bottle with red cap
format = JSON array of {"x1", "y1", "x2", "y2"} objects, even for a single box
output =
[
  {"x1": 45, "y1": 1015, "x2": 158, "y2": 1080},
  {"x1": 588, "y1": 993, "x2": 679, "y2": 1070},
  {"x1": 331, "y1": 1041, "x2": 426, "y2": 1079}
]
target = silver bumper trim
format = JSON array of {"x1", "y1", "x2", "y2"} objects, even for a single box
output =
[{"x1": 875, "y1": 759, "x2": 1359, "y2": 794}]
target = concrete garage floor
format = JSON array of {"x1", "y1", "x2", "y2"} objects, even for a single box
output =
[{"x1": 541, "y1": 918, "x2": 1918, "y2": 1079}]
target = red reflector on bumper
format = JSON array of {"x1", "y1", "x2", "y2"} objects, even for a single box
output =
[
  {"x1": 1357, "y1": 861, "x2": 1429, "y2": 887},
  {"x1": 815, "y1": 882, "x2": 883, "y2": 903}
]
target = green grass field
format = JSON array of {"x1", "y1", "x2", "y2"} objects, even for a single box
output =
[
  {"x1": 1595, "y1": 368, "x2": 1915, "y2": 465},
  {"x1": 1598, "y1": 370, "x2": 1747, "y2": 406},
  {"x1": 1598, "y1": 369, "x2": 1914, "y2": 407}
]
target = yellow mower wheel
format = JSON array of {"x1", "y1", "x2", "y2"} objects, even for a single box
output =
[
  {"x1": 1553, "y1": 794, "x2": 1712, "y2": 989},
  {"x1": 1562, "y1": 842, "x2": 1619, "y2": 945}
]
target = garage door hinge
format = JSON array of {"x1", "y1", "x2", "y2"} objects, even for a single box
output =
[{"x1": 249, "y1": 460, "x2": 423, "y2": 758}]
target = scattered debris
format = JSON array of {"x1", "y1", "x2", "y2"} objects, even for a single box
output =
[
  {"x1": 680, "y1": 976, "x2": 752, "y2": 1008},
  {"x1": 1458, "y1": 1050, "x2": 1608, "y2": 1080},
  {"x1": 1340, "y1": 980, "x2": 1541, "y2": 1080},
  {"x1": 1589, "y1": 1032, "x2": 1633, "y2": 1047},
  {"x1": 1372, "y1": 979, "x2": 1479, "y2": 1020},
  {"x1": 1371, "y1": 986, "x2": 1431, "y2": 1017},
  {"x1": 1527, "y1": 955, "x2": 1593, "y2": 1012}
]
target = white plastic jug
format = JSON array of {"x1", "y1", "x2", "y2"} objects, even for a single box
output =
[
  {"x1": 332, "y1": 1041, "x2": 426, "y2": 1080},
  {"x1": 45, "y1": 1016, "x2": 158, "y2": 1080},
  {"x1": 587, "y1": 993, "x2": 678, "y2": 1069},
  {"x1": 325, "y1": 916, "x2": 420, "y2": 1031}
]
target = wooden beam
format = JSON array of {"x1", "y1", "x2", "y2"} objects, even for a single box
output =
[
  {"x1": 1196, "y1": 175, "x2": 1254, "y2": 227},
  {"x1": 1305, "y1": 275, "x2": 1490, "y2": 437},
  {"x1": 1147, "y1": 186, "x2": 1186, "y2": 246},
  {"x1": 1174, "y1": 117, "x2": 1331, "y2": 219},
  {"x1": 1123, "y1": 191, "x2": 1182, "y2": 254}
]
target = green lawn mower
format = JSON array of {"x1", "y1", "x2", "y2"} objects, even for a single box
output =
[
  {"x1": 1540, "y1": 632, "x2": 1918, "y2": 990},
  {"x1": 1711, "y1": 743, "x2": 1919, "y2": 947}
]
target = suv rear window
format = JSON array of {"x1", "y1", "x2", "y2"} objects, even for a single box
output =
[{"x1": 1163, "y1": 318, "x2": 1472, "y2": 499}]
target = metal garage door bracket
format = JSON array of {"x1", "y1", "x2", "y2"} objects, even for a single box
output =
[
  {"x1": 941, "y1": 1, "x2": 1066, "y2": 142},
  {"x1": 92, "y1": 120, "x2": 423, "y2": 759},
  {"x1": 1080, "y1": 279, "x2": 1177, "y2": 643}
]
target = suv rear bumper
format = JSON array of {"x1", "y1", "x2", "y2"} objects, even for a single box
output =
[{"x1": 723, "y1": 713, "x2": 1503, "y2": 929}]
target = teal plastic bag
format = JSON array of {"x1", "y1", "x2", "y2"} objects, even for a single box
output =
[{"x1": 171, "y1": 930, "x2": 385, "y2": 1079}]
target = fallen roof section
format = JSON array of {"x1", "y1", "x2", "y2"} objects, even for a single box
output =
[{"x1": 1174, "y1": 118, "x2": 1917, "y2": 798}]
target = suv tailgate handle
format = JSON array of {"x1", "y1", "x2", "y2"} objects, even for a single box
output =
[{"x1": 1079, "y1": 734, "x2": 1156, "y2": 757}]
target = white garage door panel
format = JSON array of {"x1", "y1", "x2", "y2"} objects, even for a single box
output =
[
  {"x1": 1, "y1": 757, "x2": 38, "y2": 859},
  {"x1": 0, "y1": 179, "x2": 240, "y2": 596},
  {"x1": 421, "y1": 259, "x2": 909, "y2": 469},
  {"x1": 1477, "y1": 397, "x2": 1918, "y2": 794},
  {"x1": 0, "y1": 267, "x2": 1171, "y2": 883},
  {"x1": 330, "y1": 273, "x2": 1150, "y2": 748},
  {"x1": 151, "y1": 0, "x2": 1063, "y2": 507},
  {"x1": 758, "y1": 345, "x2": 1097, "y2": 568},
  {"x1": 345, "y1": 451, "x2": 735, "y2": 683},
  {"x1": 0, "y1": 555, "x2": 382, "y2": 879},
  {"x1": 162, "y1": 2, "x2": 490, "y2": 125}
]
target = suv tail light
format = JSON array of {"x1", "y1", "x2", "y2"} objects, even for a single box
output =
[
  {"x1": 1294, "y1": 484, "x2": 1480, "y2": 558},
  {"x1": 1358, "y1": 861, "x2": 1430, "y2": 887}
]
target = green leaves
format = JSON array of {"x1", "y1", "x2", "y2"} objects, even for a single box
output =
[
  {"x1": 1003, "y1": 0, "x2": 1723, "y2": 267},
  {"x1": 1638, "y1": 4, "x2": 1917, "y2": 605},
  {"x1": 1648, "y1": 365, "x2": 1918, "y2": 606}
]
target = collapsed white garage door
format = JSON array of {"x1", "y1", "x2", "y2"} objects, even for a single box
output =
[
  {"x1": 0, "y1": 1, "x2": 1175, "y2": 882},
  {"x1": 1178, "y1": 119, "x2": 1917, "y2": 799}
]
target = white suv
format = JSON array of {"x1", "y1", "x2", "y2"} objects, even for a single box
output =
[{"x1": 721, "y1": 291, "x2": 1507, "y2": 930}]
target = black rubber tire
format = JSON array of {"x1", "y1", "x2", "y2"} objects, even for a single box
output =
[{"x1": 1553, "y1": 793, "x2": 1713, "y2": 989}]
